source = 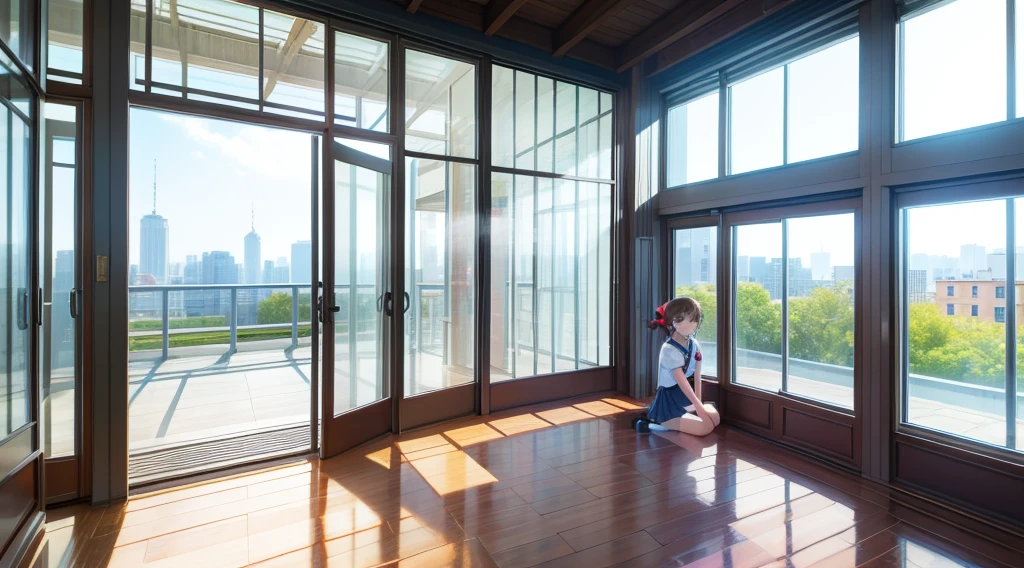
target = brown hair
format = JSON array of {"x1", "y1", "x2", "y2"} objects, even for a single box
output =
[{"x1": 647, "y1": 296, "x2": 702, "y2": 333}]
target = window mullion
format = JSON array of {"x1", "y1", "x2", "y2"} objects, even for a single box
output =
[
  {"x1": 1006, "y1": 199, "x2": 1018, "y2": 450},
  {"x1": 1008, "y1": 0, "x2": 1017, "y2": 120},
  {"x1": 719, "y1": 71, "x2": 727, "y2": 178},
  {"x1": 781, "y1": 218, "x2": 789, "y2": 394},
  {"x1": 782, "y1": 65, "x2": 789, "y2": 165}
]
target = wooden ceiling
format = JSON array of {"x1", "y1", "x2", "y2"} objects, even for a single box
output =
[{"x1": 399, "y1": 0, "x2": 801, "y2": 74}]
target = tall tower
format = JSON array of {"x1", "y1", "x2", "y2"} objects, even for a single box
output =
[
  {"x1": 139, "y1": 160, "x2": 170, "y2": 284},
  {"x1": 244, "y1": 205, "x2": 261, "y2": 286}
]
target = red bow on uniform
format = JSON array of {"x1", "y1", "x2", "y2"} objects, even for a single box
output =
[{"x1": 695, "y1": 351, "x2": 702, "y2": 361}]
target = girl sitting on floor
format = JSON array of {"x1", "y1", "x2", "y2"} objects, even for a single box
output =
[{"x1": 633, "y1": 297, "x2": 721, "y2": 436}]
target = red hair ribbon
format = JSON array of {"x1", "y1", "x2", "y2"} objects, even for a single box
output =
[{"x1": 650, "y1": 302, "x2": 669, "y2": 327}]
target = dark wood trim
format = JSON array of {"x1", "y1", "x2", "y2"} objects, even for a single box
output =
[
  {"x1": 484, "y1": 0, "x2": 530, "y2": 36},
  {"x1": 651, "y1": 0, "x2": 802, "y2": 76},
  {"x1": 406, "y1": 0, "x2": 424, "y2": 14},
  {"x1": 324, "y1": 400, "x2": 393, "y2": 458},
  {"x1": 894, "y1": 435, "x2": 1024, "y2": 526},
  {"x1": 490, "y1": 368, "x2": 615, "y2": 412},
  {"x1": 553, "y1": 0, "x2": 632, "y2": 58},
  {"x1": 403, "y1": 385, "x2": 476, "y2": 431},
  {"x1": 0, "y1": 509, "x2": 43, "y2": 568},
  {"x1": 616, "y1": 0, "x2": 746, "y2": 73},
  {"x1": 0, "y1": 459, "x2": 39, "y2": 562},
  {"x1": 478, "y1": 55, "x2": 492, "y2": 414},
  {"x1": 45, "y1": 458, "x2": 80, "y2": 506}
]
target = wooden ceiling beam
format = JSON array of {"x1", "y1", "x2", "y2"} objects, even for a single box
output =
[
  {"x1": 407, "y1": 0, "x2": 424, "y2": 14},
  {"x1": 485, "y1": 0, "x2": 531, "y2": 36},
  {"x1": 615, "y1": 0, "x2": 744, "y2": 72},
  {"x1": 652, "y1": 0, "x2": 800, "y2": 75},
  {"x1": 553, "y1": 0, "x2": 633, "y2": 57}
]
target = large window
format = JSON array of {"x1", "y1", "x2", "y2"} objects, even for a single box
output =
[
  {"x1": 730, "y1": 37, "x2": 859, "y2": 174},
  {"x1": 733, "y1": 209, "x2": 856, "y2": 409},
  {"x1": 666, "y1": 92, "x2": 719, "y2": 186},
  {"x1": 667, "y1": 35, "x2": 859, "y2": 185},
  {"x1": 490, "y1": 66, "x2": 613, "y2": 381},
  {"x1": 898, "y1": 0, "x2": 1022, "y2": 141},
  {"x1": 902, "y1": 198, "x2": 1021, "y2": 451},
  {"x1": 673, "y1": 226, "x2": 719, "y2": 377},
  {"x1": 129, "y1": 0, "x2": 326, "y2": 120}
]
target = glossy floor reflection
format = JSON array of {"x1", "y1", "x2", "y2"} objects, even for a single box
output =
[{"x1": 37, "y1": 393, "x2": 1021, "y2": 567}]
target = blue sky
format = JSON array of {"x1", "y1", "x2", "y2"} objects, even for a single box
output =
[{"x1": 129, "y1": 108, "x2": 314, "y2": 267}]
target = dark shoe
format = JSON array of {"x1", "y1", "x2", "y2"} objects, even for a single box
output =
[{"x1": 635, "y1": 419, "x2": 650, "y2": 433}]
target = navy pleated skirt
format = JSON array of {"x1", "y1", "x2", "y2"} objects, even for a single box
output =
[{"x1": 647, "y1": 383, "x2": 697, "y2": 424}]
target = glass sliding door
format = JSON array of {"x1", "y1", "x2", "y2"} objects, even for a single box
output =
[
  {"x1": 320, "y1": 140, "x2": 394, "y2": 458},
  {"x1": 41, "y1": 102, "x2": 84, "y2": 502}
]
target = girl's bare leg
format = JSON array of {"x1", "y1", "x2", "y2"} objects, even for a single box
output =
[
  {"x1": 660, "y1": 412, "x2": 715, "y2": 436},
  {"x1": 703, "y1": 403, "x2": 721, "y2": 427}
]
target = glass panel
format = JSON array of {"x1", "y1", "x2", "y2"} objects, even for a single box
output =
[
  {"x1": 334, "y1": 157, "x2": 388, "y2": 414},
  {"x1": 734, "y1": 223, "x2": 783, "y2": 391},
  {"x1": 334, "y1": 31, "x2": 388, "y2": 131},
  {"x1": 42, "y1": 104, "x2": 79, "y2": 459},
  {"x1": 578, "y1": 87, "x2": 600, "y2": 179},
  {"x1": 49, "y1": 0, "x2": 85, "y2": 83},
  {"x1": 729, "y1": 68, "x2": 784, "y2": 174},
  {"x1": 405, "y1": 158, "x2": 476, "y2": 396},
  {"x1": 666, "y1": 92, "x2": 719, "y2": 186},
  {"x1": 0, "y1": 99, "x2": 32, "y2": 439},
  {"x1": 787, "y1": 37, "x2": 859, "y2": 163},
  {"x1": 405, "y1": 50, "x2": 476, "y2": 159},
  {"x1": 785, "y1": 214, "x2": 855, "y2": 408},
  {"x1": 491, "y1": 65, "x2": 514, "y2": 168},
  {"x1": 905, "y1": 200, "x2": 1007, "y2": 447},
  {"x1": 150, "y1": 0, "x2": 260, "y2": 106},
  {"x1": 514, "y1": 70, "x2": 536, "y2": 170},
  {"x1": 262, "y1": 11, "x2": 326, "y2": 119},
  {"x1": 128, "y1": 109, "x2": 314, "y2": 480},
  {"x1": 901, "y1": 0, "x2": 1006, "y2": 141},
  {"x1": 673, "y1": 227, "x2": 718, "y2": 377},
  {"x1": 0, "y1": 0, "x2": 34, "y2": 70},
  {"x1": 130, "y1": 0, "x2": 145, "y2": 91},
  {"x1": 537, "y1": 77, "x2": 555, "y2": 173},
  {"x1": 491, "y1": 174, "x2": 612, "y2": 382},
  {"x1": 555, "y1": 81, "x2": 576, "y2": 176},
  {"x1": 1018, "y1": 0, "x2": 1024, "y2": 118}
]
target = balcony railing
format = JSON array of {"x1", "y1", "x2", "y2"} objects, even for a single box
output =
[{"x1": 129, "y1": 283, "x2": 313, "y2": 360}]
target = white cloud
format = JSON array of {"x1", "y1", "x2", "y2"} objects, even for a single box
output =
[{"x1": 159, "y1": 113, "x2": 311, "y2": 179}]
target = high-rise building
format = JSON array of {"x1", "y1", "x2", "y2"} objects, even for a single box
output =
[
  {"x1": 291, "y1": 241, "x2": 312, "y2": 284},
  {"x1": 184, "y1": 254, "x2": 204, "y2": 317},
  {"x1": 736, "y1": 255, "x2": 749, "y2": 282},
  {"x1": 959, "y1": 244, "x2": 987, "y2": 278},
  {"x1": 263, "y1": 260, "x2": 276, "y2": 285},
  {"x1": 274, "y1": 257, "x2": 290, "y2": 284},
  {"x1": 767, "y1": 258, "x2": 813, "y2": 300},
  {"x1": 748, "y1": 257, "x2": 768, "y2": 285},
  {"x1": 908, "y1": 269, "x2": 927, "y2": 303},
  {"x1": 244, "y1": 210, "x2": 261, "y2": 286},
  {"x1": 673, "y1": 226, "x2": 716, "y2": 288},
  {"x1": 241, "y1": 212, "x2": 262, "y2": 324},
  {"x1": 202, "y1": 251, "x2": 238, "y2": 318},
  {"x1": 139, "y1": 161, "x2": 169, "y2": 283},
  {"x1": 811, "y1": 251, "x2": 831, "y2": 281},
  {"x1": 833, "y1": 265, "x2": 855, "y2": 287}
]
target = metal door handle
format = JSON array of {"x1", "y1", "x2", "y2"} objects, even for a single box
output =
[
  {"x1": 70, "y1": 288, "x2": 79, "y2": 319},
  {"x1": 403, "y1": 292, "x2": 410, "y2": 314},
  {"x1": 384, "y1": 292, "x2": 394, "y2": 317}
]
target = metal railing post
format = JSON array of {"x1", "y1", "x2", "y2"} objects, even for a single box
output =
[
  {"x1": 292, "y1": 286, "x2": 299, "y2": 346},
  {"x1": 162, "y1": 289, "x2": 170, "y2": 360},
  {"x1": 230, "y1": 288, "x2": 238, "y2": 353}
]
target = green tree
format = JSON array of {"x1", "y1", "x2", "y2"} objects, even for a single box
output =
[
  {"x1": 736, "y1": 283, "x2": 781, "y2": 354},
  {"x1": 907, "y1": 302, "x2": 1005, "y2": 388},
  {"x1": 257, "y1": 292, "x2": 312, "y2": 325},
  {"x1": 788, "y1": 284, "x2": 855, "y2": 366},
  {"x1": 675, "y1": 283, "x2": 717, "y2": 342}
]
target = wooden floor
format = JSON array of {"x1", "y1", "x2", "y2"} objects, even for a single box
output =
[{"x1": 37, "y1": 393, "x2": 1024, "y2": 568}]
